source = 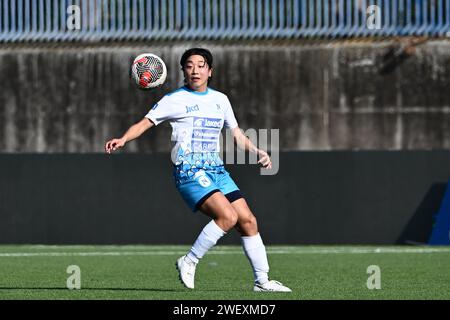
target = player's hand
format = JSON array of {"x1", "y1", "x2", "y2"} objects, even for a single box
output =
[
  {"x1": 257, "y1": 149, "x2": 272, "y2": 170},
  {"x1": 105, "y1": 138, "x2": 126, "y2": 154}
]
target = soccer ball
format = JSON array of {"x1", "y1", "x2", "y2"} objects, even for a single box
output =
[{"x1": 131, "y1": 53, "x2": 167, "y2": 90}]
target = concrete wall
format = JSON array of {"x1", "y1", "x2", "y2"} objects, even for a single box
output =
[
  {"x1": 0, "y1": 152, "x2": 448, "y2": 244},
  {"x1": 1, "y1": 40, "x2": 449, "y2": 153}
]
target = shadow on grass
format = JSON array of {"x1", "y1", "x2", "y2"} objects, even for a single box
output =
[
  {"x1": 0, "y1": 287, "x2": 179, "y2": 292},
  {"x1": 0, "y1": 287, "x2": 245, "y2": 293}
]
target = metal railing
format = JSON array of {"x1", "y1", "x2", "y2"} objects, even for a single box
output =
[{"x1": 0, "y1": 0, "x2": 449, "y2": 43}]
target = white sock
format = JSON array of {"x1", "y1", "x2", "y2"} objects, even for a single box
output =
[
  {"x1": 241, "y1": 233, "x2": 270, "y2": 284},
  {"x1": 186, "y1": 220, "x2": 226, "y2": 264}
]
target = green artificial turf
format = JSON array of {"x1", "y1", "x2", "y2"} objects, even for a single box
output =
[{"x1": 0, "y1": 245, "x2": 449, "y2": 300}]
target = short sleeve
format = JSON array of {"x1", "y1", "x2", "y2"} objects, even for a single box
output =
[
  {"x1": 145, "y1": 95, "x2": 175, "y2": 126},
  {"x1": 223, "y1": 97, "x2": 238, "y2": 129}
]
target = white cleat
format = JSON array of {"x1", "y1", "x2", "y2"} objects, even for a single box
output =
[
  {"x1": 175, "y1": 255, "x2": 196, "y2": 289},
  {"x1": 253, "y1": 280, "x2": 292, "y2": 292}
]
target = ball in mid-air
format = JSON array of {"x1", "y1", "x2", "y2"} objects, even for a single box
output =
[{"x1": 131, "y1": 53, "x2": 167, "y2": 90}]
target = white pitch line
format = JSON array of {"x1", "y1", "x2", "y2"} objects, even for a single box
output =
[
  {"x1": 0, "y1": 251, "x2": 188, "y2": 257},
  {"x1": 1, "y1": 247, "x2": 450, "y2": 257}
]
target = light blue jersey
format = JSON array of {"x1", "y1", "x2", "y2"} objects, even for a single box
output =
[{"x1": 145, "y1": 86, "x2": 241, "y2": 211}]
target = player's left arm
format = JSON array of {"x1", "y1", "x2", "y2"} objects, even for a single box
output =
[
  {"x1": 223, "y1": 96, "x2": 271, "y2": 169},
  {"x1": 231, "y1": 127, "x2": 272, "y2": 170}
]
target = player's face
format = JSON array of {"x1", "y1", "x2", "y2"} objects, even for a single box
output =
[{"x1": 183, "y1": 55, "x2": 212, "y2": 92}]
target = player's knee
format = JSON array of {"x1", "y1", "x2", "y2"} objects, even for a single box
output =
[
  {"x1": 221, "y1": 209, "x2": 238, "y2": 230},
  {"x1": 250, "y1": 214, "x2": 258, "y2": 227},
  {"x1": 241, "y1": 214, "x2": 258, "y2": 232}
]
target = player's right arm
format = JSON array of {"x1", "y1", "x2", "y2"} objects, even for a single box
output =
[{"x1": 105, "y1": 118, "x2": 154, "y2": 154}]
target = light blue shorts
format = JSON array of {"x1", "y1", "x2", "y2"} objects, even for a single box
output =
[{"x1": 174, "y1": 167, "x2": 242, "y2": 212}]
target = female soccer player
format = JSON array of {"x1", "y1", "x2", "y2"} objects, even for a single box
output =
[{"x1": 105, "y1": 48, "x2": 291, "y2": 292}]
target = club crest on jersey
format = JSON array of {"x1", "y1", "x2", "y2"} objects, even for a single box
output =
[
  {"x1": 186, "y1": 104, "x2": 199, "y2": 113},
  {"x1": 194, "y1": 171, "x2": 211, "y2": 188}
]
